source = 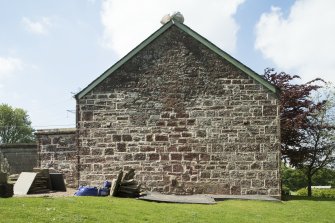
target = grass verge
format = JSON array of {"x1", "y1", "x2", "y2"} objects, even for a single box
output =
[{"x1": 0, "y1": 196, "x2": 334, "y2": 223}]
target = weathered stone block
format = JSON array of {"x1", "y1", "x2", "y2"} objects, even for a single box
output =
[
  {"x1": 149, "y1": 153, "x2": 159, "y2": 161},
  {"x1": 181, "y1": 132, "x2": 192, "y2": 137},
  {"x1": 167, "y1": 146, "x2": 177, "y2": 152},
  {"x1": 146, "y1": 135, "x2": 153, "y2": 141},
  {"x1": 172, "y1": 165, "x2": 184, "y2": 173},
  {"x1": 113, "y1": 135, "x2": 122, "y2": 142},
  {"x1": 230, "y1": 185, "x2": 241, "y2": 195},
  {"x1": 200, "y1": 171, "x2": 211, "y2": 178},
  {"x1": 255, "y1": 153, "x2": 267, "y2": 161},
  {"x1": 122, "y1": 135, "x2": 132, "y2": 141},
  {"x1": 176, "y1": 113, "x2": 189, "y2": 118},
  {"x1": 123, "y1": 154, "x2": 133, "y2": 161},
  {"x1": 160, "y1": 153, "x2": 169, "y2": 161},
  {"x1": 167, "y1": 121, "x2": 178, "y2": 126},
  {"x1": 116, "y1": 143, "x2": 126, "y2": 152},
  {"x1": 265, "y1": 179, "x2": 279, "y2": 188},
  {"x1": 186, "y1": 119, "x2": 196, "y2": 125},
  {"x1": 196, "y1": 130, "x2": 207, "y2": 138},
  {"x1": 171, "y1": 153, "x2": 182, "y2": 160},
  {"x1": 174, "y1": 127, "x2": 188, "y2": 132},
  {"x1": 200, "y1": 153, "x2": 210, "y2": 161},
  {"x1": 263, "y1": 161, "x2": 278, "y2": 170},
  {"x1": 263, "y1": 105, "x2": 277, "y2": 116},
  {"x1": 105, "y1": 148, "x2": 114, "y2": 155},
  {"x1": 155, "y1": 135, "x2": 168, "y2": 141},
  {"x1": 91, "y1": 148, "x2": 103, "y2": 155},
  {"x1": 184, "y1": 153, "x2": 199, "y2": 161},
  {"x1": 178, "y1": 146, "x2": 191, "y2": 152},
  {"x1": 79, "y1": 164, "x2": 91, "y2": 171},
  {"x1": 163, "y1": 165, "x2": 172, "y2": 172},
  {"x1": 250, "y1": 162, "x2": 262, "y2": 170},
  {"x1": 134, "y1": 153, "x2": 146, "y2": 160}
]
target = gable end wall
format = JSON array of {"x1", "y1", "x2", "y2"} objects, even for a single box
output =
[{"x1": 77, "y1": 26, "x2": 281, "y2": 197}]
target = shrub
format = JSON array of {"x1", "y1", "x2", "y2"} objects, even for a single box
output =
[{"x1": 296, "y1": 188, "x2": 335, "y2": 198}]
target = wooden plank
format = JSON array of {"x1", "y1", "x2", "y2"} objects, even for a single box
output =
[
  {"x1": 122, "y1": 169, "x2": 135, "y2": 181},
  {"x1": 120, "y1": 179, "x2": 137, "y2": 186},
  {"x1": 33, "y1": 168, "x2": 52, "y2": 189},
  {"x1": 110, "y1": 171, "x2": 123, "y2": 197},
  {"x1": 119, "y1": 184, "x2": 140, "y2": 191}
]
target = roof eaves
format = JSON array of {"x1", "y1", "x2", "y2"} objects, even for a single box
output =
[
  {"x1": 174, "y1": 22, "x2": 279, "y2": 95},
  {"x1": 75, "y1": 21, "x2": 174, "y2": 99}
]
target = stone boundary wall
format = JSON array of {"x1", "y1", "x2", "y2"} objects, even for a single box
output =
[
  {"x1": 0, "y1": 143, "x2": 38, "y2": 174},
  {"x1": 35, "y1": 128, "x2": 77, "y2": 188}
]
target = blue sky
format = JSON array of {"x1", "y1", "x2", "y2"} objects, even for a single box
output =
[{"x1": 0, "y1": 0, "x2": 334, "y2": 129}]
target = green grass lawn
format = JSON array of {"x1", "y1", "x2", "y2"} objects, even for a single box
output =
[{"x1": 0, "y1": 196, "x2": 334, "y2": 223}]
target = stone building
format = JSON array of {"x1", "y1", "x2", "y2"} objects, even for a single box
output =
[{"x1": 74, "y1": 20, "x2": 281, "y2": 197}]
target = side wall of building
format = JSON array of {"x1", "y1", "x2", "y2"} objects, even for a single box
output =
[
  {"x1": 0, "y1": 143, "x2": 37, "y2": 174},
  {"x1": 35, "y1": 129, "x2": 77, "y2": 188},
  {"x1": 77, "y1": 26, "x2": 281, "y2": 196}
]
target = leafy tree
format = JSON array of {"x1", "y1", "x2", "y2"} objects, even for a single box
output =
[
  {"x1": 281, "y1": 164, "x2": 306, "y2": 192},
  {"x1": 282, "y1": 165, "x2": 335, "y2": 193},
  {"x1": 0, "y1": 104, "x2": 35, "y2": 144},
  {"x1": 263, "y1": 68, "x2": 324, "y2": 165},
  {"x1": 263, "y1": 69, "x2": 335, "y2": 196},
  {"x1": 313, "y1": 167, "x2": 335, "y2": 187},
  {"x1": 299, "y1": 87, "x2": 335, "y2": 196}
]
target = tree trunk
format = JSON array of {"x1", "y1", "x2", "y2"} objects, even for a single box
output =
[{"x1": 307, "y1": 174, "x2": 312, "y2": 197}]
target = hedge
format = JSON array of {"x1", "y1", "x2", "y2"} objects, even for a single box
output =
[{"x1": 296, "y1": 188, "x2": 335, "y2": 198}]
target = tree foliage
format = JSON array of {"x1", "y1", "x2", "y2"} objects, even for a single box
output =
[
  {"x1": 282, "y1": 165, "x2": 335, "y2": 193},
  {"x1": 300, "y1": 87, "x2": 335, "y2": 196},
  {"x1": 263, "y1": 68, "x2": 335, "y2": 196},
  {"x1": 263, "y1": 68, "x2": 325, "y2": 165},
  {"x1": 0, "y1": 104, "x2": 35, "y2": 144}
]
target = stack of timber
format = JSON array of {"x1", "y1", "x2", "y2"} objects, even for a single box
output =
[
  {"x1": 0, "y1": 171, "x2": 13, "y2": 198},
  {"x1": 28, "y1": 168, "x2": 51, "y2": 194},
  {"x1": 111, "y1": 169, "x2": 141, "y2": 198}
]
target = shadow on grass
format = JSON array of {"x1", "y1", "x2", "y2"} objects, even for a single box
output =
[{"x1": 283, "y1": 195, "x2": 335, "y2": 201}]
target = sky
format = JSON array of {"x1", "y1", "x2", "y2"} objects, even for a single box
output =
[{"x1": 0, "y1": 0, "x2": 334, "y2": 129}]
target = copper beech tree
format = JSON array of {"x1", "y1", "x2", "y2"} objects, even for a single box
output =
[{"x1": 263, "y1": 68, "x2": 335, "y2": 196}]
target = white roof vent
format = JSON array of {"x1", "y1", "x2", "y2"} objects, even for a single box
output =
[{"x1": 160, "y1": 12, "x2": 184, "y2": 25}]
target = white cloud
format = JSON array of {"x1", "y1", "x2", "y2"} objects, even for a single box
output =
[
  {"x1": 0, "y1": 56, "x2": 22, "y2": 79},
  {"x1": 22, "y1": 17, "x2": 52, "y2": 35},
  {"x1": 100, "y1": 0, "x2": 245, "y2": 57},
  {"x1": 255, "y1": 0, "x2": 335, "y2": 83}
]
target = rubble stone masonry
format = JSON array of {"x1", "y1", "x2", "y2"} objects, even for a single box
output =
[
  {"x1": 77, "y1": 26, "x2": 281, "y2": 197},
  {"x1": 35, "y1": 129, "x2": 77, "y2": 188}
]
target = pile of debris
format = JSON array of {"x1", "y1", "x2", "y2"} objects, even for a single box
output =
[
  {"x1": 111, "y1": 169, "x2": 141, "y2": 198},
  {"x1": 28, "y1": 168, "x2": 52, "y2": 194},
  {"x1": 74, "y1": 169, "x2": 141, "y2": 197},
  {"x1": 14, "y1": 168, "x2": 66, "y2": 195},
  {"x1": 0, "y1": 171, "x2": 13, "y2": 198}
]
